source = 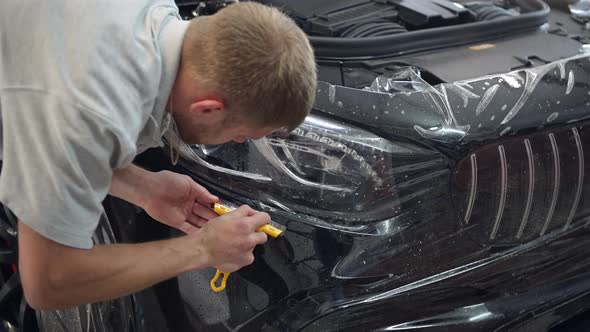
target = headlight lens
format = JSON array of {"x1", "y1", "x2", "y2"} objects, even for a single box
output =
[{"x1": 178, "y1": 114, "x2": 447, "y2": 223}]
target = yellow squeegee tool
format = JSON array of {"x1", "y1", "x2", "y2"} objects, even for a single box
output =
[{"x1": 209, "y1": 201, "x2": 285, "y2": 292}]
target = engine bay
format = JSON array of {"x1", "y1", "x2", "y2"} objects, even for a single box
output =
[
  {"x1": 177, "y1": 0, "x2": 521, "y2": 36},
  {"x1": 254, "y1": 0, "x2": 517, "y2": 37},
  {"x1": 175, "y1": 0, "x2": 589, "y2": 86}
]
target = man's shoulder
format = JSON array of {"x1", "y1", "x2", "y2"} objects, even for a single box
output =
[{"x1": 1, "y1": 0, "x2": 181, "y2": 150}]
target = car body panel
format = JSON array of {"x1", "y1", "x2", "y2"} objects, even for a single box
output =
[{"x1": 125, "y1": 49, "x2": 590, "y2": 331}]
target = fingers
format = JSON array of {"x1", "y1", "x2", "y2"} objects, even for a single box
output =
[
  {"x1": 187, "y1": 213, "x2": 208, "y2": 228},
  {"x1": 250, "y1": 232, "x2": 268, "y2": 246},
  {"x1": 195, "y1": 203, "x2": 274, "y2": 273},
  {"x1": 192, "y1": 202, "x2": 218, "y2": 220},
  {"x1": 246, "y1": 211, "x2": 272, "y2": 231},
  {"x1": 234, "y1": 204, "x2": 257, "y2": 217},
  {"x1": 192, "y1": 182, "x2": 218, "y2": 204},
  {"x1": 219, "y1": 205, "x2": 271, "y2": 232}
]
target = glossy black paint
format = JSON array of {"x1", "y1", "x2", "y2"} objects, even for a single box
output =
[
  {"x1": 123, "y1": 53, "x2": 590, "y2": 331},
  {"x1": 0, "y1": 1, "x2": 587, "y2": 331}
]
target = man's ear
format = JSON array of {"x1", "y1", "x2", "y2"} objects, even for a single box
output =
[{"x1": 189, "y1": 99, "x2": 225, "y2": 119}]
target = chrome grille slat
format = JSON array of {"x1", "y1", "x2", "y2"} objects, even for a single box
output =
[
  {"x1": 491, "y1": 145, "x2": 507, "y2": 240},
  {"x1": 517, "y1": 138, "x2": 535, "y2": 239},
  {"x1": 541, "y1": 133, "x2": 560, "y2": 236},
  {"x1": 464, "y1": 153, "x2": 478, "y2": 224},
  {"x1": 564, "y1": 127, "x2": 584, "y2": 230}
]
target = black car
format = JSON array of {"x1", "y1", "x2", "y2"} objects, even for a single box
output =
[{"x1": 2, "y1": 0, "x2": 590, "y2": 331}]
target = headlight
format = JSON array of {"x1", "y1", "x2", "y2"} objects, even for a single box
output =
[{"x1": 178, "y1": 114, "x2": 448, "y2": 224}]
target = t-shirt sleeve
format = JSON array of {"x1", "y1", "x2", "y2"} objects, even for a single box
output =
[{"x1": 0, "y1": 90, "x2": 136, "y2": 249}]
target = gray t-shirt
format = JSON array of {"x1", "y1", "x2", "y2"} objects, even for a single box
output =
[{"x1": 0, "y1": 0, "x2": 189, "y2": 248}]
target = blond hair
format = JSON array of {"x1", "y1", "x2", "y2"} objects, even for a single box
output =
[{"x1": 183, "y1": 2, "x2": 317, "y2": 131}]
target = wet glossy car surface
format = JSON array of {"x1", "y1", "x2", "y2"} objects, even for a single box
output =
[
  {"x1": 3, "y1": 0, "x2": 590, "y2": 331},
  {"x1": 126, "y1": 51, "x2": 590, "y2": 331}
]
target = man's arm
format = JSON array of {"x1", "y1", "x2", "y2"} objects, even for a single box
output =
[
  {"x1": 109, "y1": 164, "x2": 153, "y2": 208},
  {"x1": 18, "y1": 205, "x2": 269, "y2": 310},
  {"x1": 110, "y1": 164, "x2": 219, "y2": 233}
]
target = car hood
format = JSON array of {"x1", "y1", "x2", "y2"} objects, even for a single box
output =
[{"x1": 314, "y1": 52, "x2": 590, "y2": 152}]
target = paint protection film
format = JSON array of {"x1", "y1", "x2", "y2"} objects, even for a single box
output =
[
  {"x1": 178, "y1": 113, "x2": 445, "y2": 227},
  {"x1": 170, "y1": 53, "x2": 590, "y2": 331}
]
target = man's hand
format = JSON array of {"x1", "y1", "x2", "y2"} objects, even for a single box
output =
[
  {"x1": 18, "y1": 204, "x2": 269, "y2": 309},
  {"x1": 110, "y1": 165, "x2": 219, "y2": 234},
  {"x1": 141, "y1": 170, "x2": 220, "y2": 234},
  {"x1": 23, "y1": 168, "x2": 269, "y2": 310},
  {"x1": 192, "y1": 205, "x2": 270, "y2": 272}
]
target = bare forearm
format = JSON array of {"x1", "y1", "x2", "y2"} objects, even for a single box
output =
[
  {"x1": 109, "y1": 164, "x2": 152, "y2": 207},
  {"x1": 19, "y1": 222, "x2": 209, "y2": 310},
  {"x1": 48, "y1": 240, "x2": 204, "y2": 308}
]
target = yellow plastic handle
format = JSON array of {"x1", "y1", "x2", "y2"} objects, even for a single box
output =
[
  {"x1": 212, "y1": 202, "x2": 285, "y2": 238},
  {"x1": 210, "y1": 269, "x2": 231, "y2": 292},
  {"x1": 256, "y1": 224, "x2": 283, "y2": 238}
]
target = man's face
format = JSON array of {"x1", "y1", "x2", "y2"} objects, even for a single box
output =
[
  {"x1": 171, "y1": 96, "x2": 283, "y2": 145},
  {"x1": 178, "y1": 119, "x2": 278, "y2": 145},
  {"x1": 205, "y1": 123, "x2": 277, "y2": 145}
]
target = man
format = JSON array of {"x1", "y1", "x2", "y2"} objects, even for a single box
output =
[{"x1": 0, "y1": 0, "x2": 316, "y2": 310}]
